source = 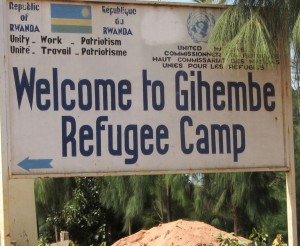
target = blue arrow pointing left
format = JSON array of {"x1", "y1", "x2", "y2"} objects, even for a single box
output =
[{"x1": 18, "y1": 157, "x2": 53, "y2": 171}]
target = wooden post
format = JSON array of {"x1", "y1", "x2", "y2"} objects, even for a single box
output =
[
  {"x1": 284, "y1": 74, "x2": 298, "y2": 245},
  {"x1": 280, "y1": 23, "x2": 298, "y2": 245},
  {"x1": 286, "y1": 169, "x2": 298, "y2": 245}
]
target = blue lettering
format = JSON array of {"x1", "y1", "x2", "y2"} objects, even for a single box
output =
[
  {"x1": 180, "y1": 116, "x2": 193, "y2": 154},
  {"x1": 179, "y1": 116, "x2": 246, "y2": 162},
  {"x1": 196, "y1": 124, "x2": 209, "y2": 154},
  {"x1": 36, "y1": 79, "x2": 50, "y2": 111},
  {"x1": 156, "y1": 125, "x2": 169, "y2": 154},
  {"x1": 13, "y1": 67, "x2": 35, "y2": 109},
  {"x1": 108, "y1": 125, "x2": 122, "y2": 155},
  {"x1": 213, "y1": 81, "x2": 225, "y2": 111},
  {"x1": 233, "y1": 124, "x2": 245, "y2": 162},
  {"x1": 96, "y1": 116, "x2": 108, "y2": 156},
  {"x1": 175, "y1": 70, "x2": 188, "y2": 111},
  {"x1": 53, "y1": 68, "x2": 59, "y2": 111},
  {"x1": 124, "y1": 125, "x2": 138, "y2": 164},
  {"x1": 211, "y1": 124, "x2": 231, "y2": 154},
  {"x1": 143, "y1": 70, "x2": 165, "y2": 111},
  {"x1": 61, "y1": 79, "x2": 75, "y2": 110},
  {"x1": 10, "y1": 24, "x2": 40, "y2": 32},
  {"x1": 79, "y1": 125, "x2": 94, "y2": 156},
  {"x1": 263, "y1": 83, "x2": 275, "y2": 111},
  {"x1": 78, "y1": 79, "x2": 92, "y2": 111},
  {"x1": 140, "y1": 125, "x2": 154, "y2": 155},
  {"x1": 94, "y1": 79, "x2": 116, "y2": 110},
  {"x1": 248, "y1": 72, "x2": 261, "y2": 111},
  {"x1": 118, "y1": 80, "x2": 131, "y2": 110},
  {"x1": 62, "y1": 116, "x2": 77, "y2": 157}
]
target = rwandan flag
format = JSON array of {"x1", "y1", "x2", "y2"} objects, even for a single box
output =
[{"x1": 51, "y1": 4, "x2": 92, "y2": 33}]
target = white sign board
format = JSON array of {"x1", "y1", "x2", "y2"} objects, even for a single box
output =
[{"x1": 5, "y1": 0, "x2": 291, "y2": 177}]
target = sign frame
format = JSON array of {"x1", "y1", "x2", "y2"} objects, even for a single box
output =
[
  {"x1": 0, "y1": 1, "x2": 297, "y2": 245},
  {"x1": 3, "y1": 0, "x2": 293, "y2": 178}
]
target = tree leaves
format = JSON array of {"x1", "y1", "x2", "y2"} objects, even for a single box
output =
[
  {"x1": 293, "y1": 14, "x2": 300, "y2": 55},
  {"x1": 207, "y1": 0, "x2": 300, "y2": 67}
]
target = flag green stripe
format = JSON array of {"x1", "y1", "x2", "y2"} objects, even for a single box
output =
[{"x1": 51, "y1": 25, "x2": 92, "y2": 33}]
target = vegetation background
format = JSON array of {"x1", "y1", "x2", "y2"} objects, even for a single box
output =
[{"x1": 35, "y1": 0, "x2": 300, "y2": 245}]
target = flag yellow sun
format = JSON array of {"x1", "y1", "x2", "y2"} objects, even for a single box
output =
[{"x1": 81, "y1": 7, "x2": 90, "y2": 17}]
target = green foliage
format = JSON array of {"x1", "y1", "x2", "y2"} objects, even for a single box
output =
[
  {"x1": 293, "y1": 13, "x2": 300, "y2": 54},
  {"x1": 194, "y1": 172, "x2": 280, "y2": 236},
  {"x1": 99, "y1": 174, "x2": 193, "y2": 235},
  {"x1": 99, "y1": 175, "x2": 151, "y2": 234},
  {"x1": 35, "y1": 177, "x2": 116, "y2": 245},
  {"x1": 63, "y1": 177, "x2": 107, "y2": 246},
  {"x1": 207, "y1": 0, "x2": 300, "y2": 68},
  {"x1": 35, "y1": 178, "x2": 75, "y2": 242},
  {"x1": 208, "y1": 6, "x2": 277, "y2": 67},
  {"x1": 37, "y1": 236, "x2": 50, "y2": 246},
  {"x1": 248, "y1": 227, "x2": 268, "y2": 246},
  {"x1": 36, "y1": 173, "x2": 288, "y2": 244},
  {"x1": 216, "y1": 233, "x2": 248, "y2": 246}
]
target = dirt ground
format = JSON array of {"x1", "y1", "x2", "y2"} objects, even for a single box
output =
[{"x1": 112, "y1": 219, "x2": 251, "y2": 246}]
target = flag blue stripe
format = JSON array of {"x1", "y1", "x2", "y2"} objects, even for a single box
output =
[{"x1": 51, "y1": 4, "x2": 91, "y2": 19}]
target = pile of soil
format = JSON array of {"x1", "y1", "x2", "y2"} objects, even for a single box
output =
[{"x1": 112, "y1": 219, "x2": 251, "y2": 246}]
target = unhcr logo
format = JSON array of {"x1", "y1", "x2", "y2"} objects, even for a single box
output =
[{"x1": 187, "y1": 11, "x2": 215, "y2": 43}]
